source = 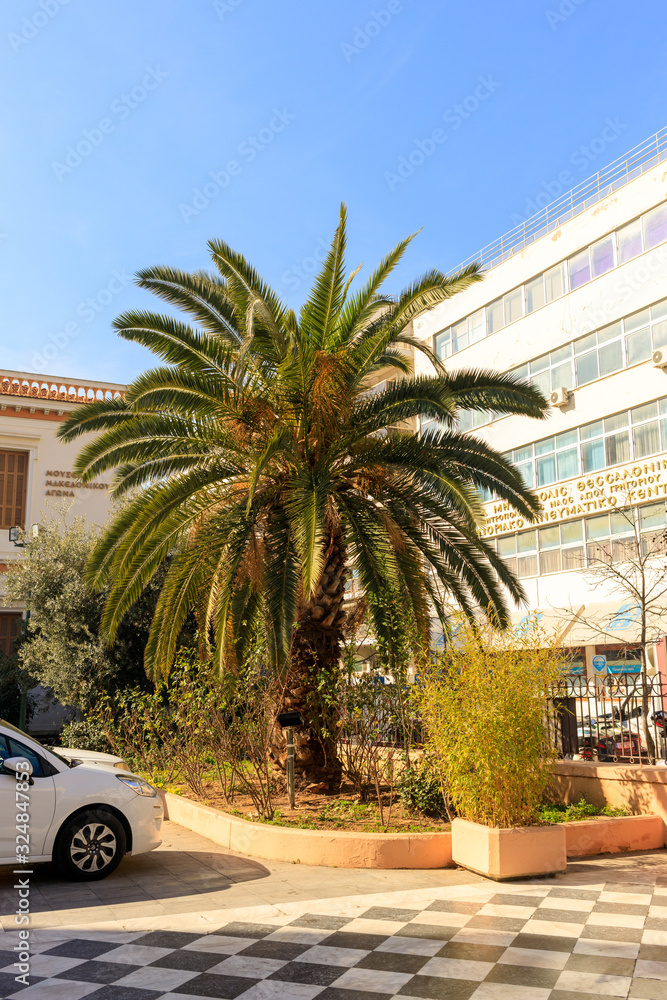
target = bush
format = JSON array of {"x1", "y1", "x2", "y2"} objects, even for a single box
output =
[
  {"x1": 60, "y1": 719, "x2": 112, "y2": 753},
  {"x1": 396, "y1": 755, "x2": 450, "y2": 819},
  {"x1": 418, "y1": 617, "x2": 565, "y2": 828}
]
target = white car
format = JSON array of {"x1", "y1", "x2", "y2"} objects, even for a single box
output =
[
  {"x1": 0, "y1": 719, "x2": 163, "y2": 880},
  {"x1": 57, "y1": 746, "x2": 131, "y2": 771}
]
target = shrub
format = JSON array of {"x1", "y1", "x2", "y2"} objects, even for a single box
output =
[
  {"x1": 396, "y1": 754, "x2": 450, "y2": 819},
  {"x1": 60, "y1": 719, "x2": 112, "y2": 753},
  {"x1": 418, "y1": 617, "x2": 565, "y2": 828}
]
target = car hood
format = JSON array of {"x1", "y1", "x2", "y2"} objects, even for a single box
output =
[{"x1": 58, "y1": 747, "x2": 130, "y2": 770}]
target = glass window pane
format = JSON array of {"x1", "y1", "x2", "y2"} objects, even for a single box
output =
[
  {"x1": 590, "y1": 236, "x2": 614, "y2": 277},
  {"x1": 526, "y1": 275, "x2": 545, "y2": 313},
  {"x1": 598, "y1": 340, "x2": 623, "y2": 377},
  {"x1": 504, "y1": 288, "x2": 523, "y2": 325},
  {"x1": 435, "y1": 330, "x2": 451, "y2": 359},
  {"x1": 517, "y1": 554, "x2": 537, "y2": 577},
  {"x1": 612, "y1": 539, "x2": 635, "y2": 562},
  {"x1": 632, "y1": 401, "x2": 658, "y2": 423},
  {"x1": 640, "y1": 502, "x2": 666, "y2": 531},
  {"x1": 652, "y1": 319, "x2": 667, "y2": 349},
  {"x1": 551, "y1": 362, "x2": 573, "y2": 389},
  {"x1": 518, "y1": 530, "x2": 537, "y2": 553},
  {"x1": 597, "y1": 321, "x2": 622, "y2": 344},
  {"x1": 471, "y1": 408, "x2": 490, "y2": 428},
  {"x1": 562, "y1": 545, "x2": 585, "y2": 570},
  {"x1": 516, "y1": 462, "x2": 534, "y2": 488},
  {"x1": 652, "y1": 300, "x2": 667, "y2": 322},
  {"x1": 610, "y1": 510, "x2": 633, "y2": 535},
  {"x1": 581, "y1": 419, "x2": 603, "y2": 440},
  {"x1": 557, "y1": 448, "x2": 578, "y2": 480},
  {"x1": 487, "y1": 298, "x2": 504, "y2": 335},
  {"x1": 617, "y1": 219, "x2": 643, "y2": 263},
  {"x1": 575, "y1": 351, "x2": 599, "y2": 385},
  {"x1": 421, "y1": 418, "x2": 439, "y2": 436},
  {"x1": 497, "y1": 535, "x2": 517, "y2": 556},
  {"x1": 468, "y1": 309, "x2": 484, "y2": 344},
  {"x1": 561, "y1": 520, "x2": 583, "y2": 543},
  {"x1": 513, "y1": 445, "x2": 533, "y2": 463},
  {"x1": 530, "y1": 354, "x2": 550, "y2": 373},
  {"x1": 556, "y1": 429, "x2": 578, "y2": 449},
  {"x1": 539, "y1": 525, "x2": 560, "y2": 548},
  {"x1": 582, "y1": 439, "x2": 605, "y2": 472},
  {"x1": 605, "y1": 411, "x2": 628, "y2": 433},
  {"x1": 625, "y1": 308, "x2": 650, "y2": 332},
  {"x1": 535, "y1": 437, "x2": 555, "y2": 455},
  {"x1": 643, "y1": 203, "x2": 667, "y2": 250},
  {"x1": 634, "y1": 420, "x2": 660, "y2": 458},
  {"x1": 503, "y1": 556, "x2": 517, "y2": 574},
  {"x1": 531, "y1": 371, "x2": 550, "y2": 396},
  {"x1": 514, "y1": 363, "x2": 529, "y2": 380},
  {"x1": 451, "y1": 320, "x2": 468, "y2": 353},
  {"x1": 457, "y1": 410, "x2": 473, "y2": 432},
  {"x1": 587, "y1": 540, "x2": 611, "y2": 565},
  {"x1": 536, "y1": 454, "x2": 556, "y2": 486},
  {"x1": 540, "y1": 548, "x2": 561, "y2": 574},
  {"x1": 587, "y1": 513, "x2": 610, "y2": 539},
  {"x1": 605, "y1": 430, "x2": 630, "y2": 466},
  {"x1": 568, "y1": 249, "x2": 591, "y2": 290},
  {"x1": 544, "y1": 263, "x2": 565, "y2": 302},
  {"x1": 574, "y1": 332, "x2": 597, "y2": 354},
  {"x1": 551, "y1": 344, "x2": 572, "y2": 365},
  {"x1": 626, "y1": 326, "x2": 652, "y2": 365}
]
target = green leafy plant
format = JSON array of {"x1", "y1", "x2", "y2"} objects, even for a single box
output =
[
  {"x1": 59, "y1": 719, "x2": 112, "y2": 753},
  {"x1": 418, "y1": 617, "x2": 565, "y2": 829},
  {"x1": 396, "y1": 754, "x2": 450, "y2": 819},
  {"x1": 58, "y1": 205, "x2": 548, "y2": 784},
  {"x1": 539, "y1": 797, "x2": 629, "y2": 823}
]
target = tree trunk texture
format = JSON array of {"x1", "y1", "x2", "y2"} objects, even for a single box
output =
[{"x1": 280, "y1": 532, "x2": 347, "y2": 790}]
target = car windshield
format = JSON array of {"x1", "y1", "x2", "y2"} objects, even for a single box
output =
[{"x1": 0, "y1": 718, "x2": 75, "y2": 768}]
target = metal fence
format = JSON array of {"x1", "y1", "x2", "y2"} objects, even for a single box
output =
[
  {"x1": 451, "y1": 128, "x2": 667, "y2": 274},
  {"x1": 552, "y1": 673, "x2": 667, "y2": 764}
]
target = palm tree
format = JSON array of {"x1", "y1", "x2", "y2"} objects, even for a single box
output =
[{"x1": 59, "y1": 205, "x2": 548, "y2": 785}]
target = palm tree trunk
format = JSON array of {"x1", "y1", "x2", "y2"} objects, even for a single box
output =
[{"x1": 282, "y1": 531, "x2": 347, "y2": 789}]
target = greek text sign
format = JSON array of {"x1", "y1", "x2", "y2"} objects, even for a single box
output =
[{"x1": 480, "y1": 453, "x2": 667, "y2": 538}]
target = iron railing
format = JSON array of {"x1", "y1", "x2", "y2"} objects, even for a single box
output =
[
  {"x1": 552, "y1": 673, "x2": 667, "y2": 764},
  {"x1": 451, "y1": 128, "x2": 667, "y2": 274}
]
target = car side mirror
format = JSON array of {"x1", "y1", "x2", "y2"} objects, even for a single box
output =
[{"x1": 3, "y1": 757, "x2": 33, "y2": 780}]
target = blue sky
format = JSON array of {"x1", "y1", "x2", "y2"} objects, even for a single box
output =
[{"x1": 1, "y1": 0, "x2": 666, "y2": 384}]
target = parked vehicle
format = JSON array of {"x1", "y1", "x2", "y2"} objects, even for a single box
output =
[
  {"x1": 580, "y1": 731, "x2": 646, "y2": 762},
  {"x1": 57, "y1": 747, "x2": 131, "y2": 771},
  {"x1": 0, "y1": 719, "x2": 162, "y2": 880}
]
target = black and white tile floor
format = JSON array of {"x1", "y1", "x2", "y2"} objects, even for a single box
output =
[{"x1": 2, "y1": 877, "x2": 667, "y2": 1000}]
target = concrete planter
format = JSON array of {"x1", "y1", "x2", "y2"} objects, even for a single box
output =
[
  {"x1": 162, "y1": 792, "x2": 453, "y2": 869},
  {"x1": 452, "y1": 817, "x2": 567, "y2": 880},
  {"x1": 563, "y1": 813, "x2": 664, "y2": 856}
]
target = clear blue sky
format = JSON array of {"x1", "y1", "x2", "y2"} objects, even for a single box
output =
[{"x1": 1, "y1": 0, "x2": 666, "y2": 384}]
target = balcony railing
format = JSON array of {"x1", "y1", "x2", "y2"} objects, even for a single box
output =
[{"x1": 451, "y1": 127, "x2": 667, "y2": 275}]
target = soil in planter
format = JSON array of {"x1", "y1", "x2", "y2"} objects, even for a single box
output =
[{"x1": 165, "y1": 777, "x2": 449, "y2": 833}]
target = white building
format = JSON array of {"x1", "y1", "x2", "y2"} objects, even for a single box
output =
[{"x1": 414, "y1": 130, "x2": 667, "y2": 678}]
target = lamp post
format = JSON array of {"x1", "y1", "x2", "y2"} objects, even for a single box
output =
[{"x1": 276, "y1": 710, "x2": 305, "y2": 809}]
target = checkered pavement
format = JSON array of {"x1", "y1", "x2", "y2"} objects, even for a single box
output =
[{"x1": 2, "y1": 878, "x2": 667, "y2": 999}]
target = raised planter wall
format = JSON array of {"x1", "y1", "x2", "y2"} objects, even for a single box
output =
[
  {"x1": 161, "y1": 792, "x2": 454, "y2": 869},
  {"x1": 553, "y1": 760, "x2": 667, "y2": 846},
  {"x1": 161, "y1": 790, "x2": 664, "y2": 869}
]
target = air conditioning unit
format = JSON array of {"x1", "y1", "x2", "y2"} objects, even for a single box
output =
[
  {"x1": 653, "y1": 349, "x2": 667, "y2": 369},
  {"x1": 549, "y1": 387, "x2": 571, "y2": 409}
]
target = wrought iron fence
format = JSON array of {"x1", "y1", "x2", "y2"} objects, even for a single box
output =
[{"x1": 552, "y1": 673, "x2": 667, "y2": 764}]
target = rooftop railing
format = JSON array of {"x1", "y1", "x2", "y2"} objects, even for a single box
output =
[{"x1": 452, "y1": 127, "x2": 667, "y2": 275}]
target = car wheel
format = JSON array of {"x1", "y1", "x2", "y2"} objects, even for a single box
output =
[{"x1": 55, "y1": 810, "x2": 127, "y2": 881}]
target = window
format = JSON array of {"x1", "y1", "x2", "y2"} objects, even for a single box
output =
[
  {"x1": 617, "y1": 219, "x2": 642, "y2": 264},
  {"x1": 0, "y1": 614, "x2": 22, "y2": 658},
  {"x1": 0, "y1": 451, "x2": 28, "y2": 530},
  {"x1": 436, "y1": 202, "x2": 667, "y2": 360}
]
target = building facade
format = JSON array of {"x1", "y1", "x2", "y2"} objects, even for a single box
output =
[
  {"x1": 414, "y1": 131, "x2": 667, "y2": 678},
  {"x1": 0, "y1": 370, "x2": 124, "y2": 658}
]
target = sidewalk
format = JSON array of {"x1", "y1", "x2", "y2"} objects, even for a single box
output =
[{"x1": 0, "y1": 821, "x2": 665, "y2": 998}]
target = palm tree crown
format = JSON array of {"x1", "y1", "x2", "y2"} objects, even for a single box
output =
[{"x1": 59, "y1": 205, "x2": 547, "y2": 780}]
